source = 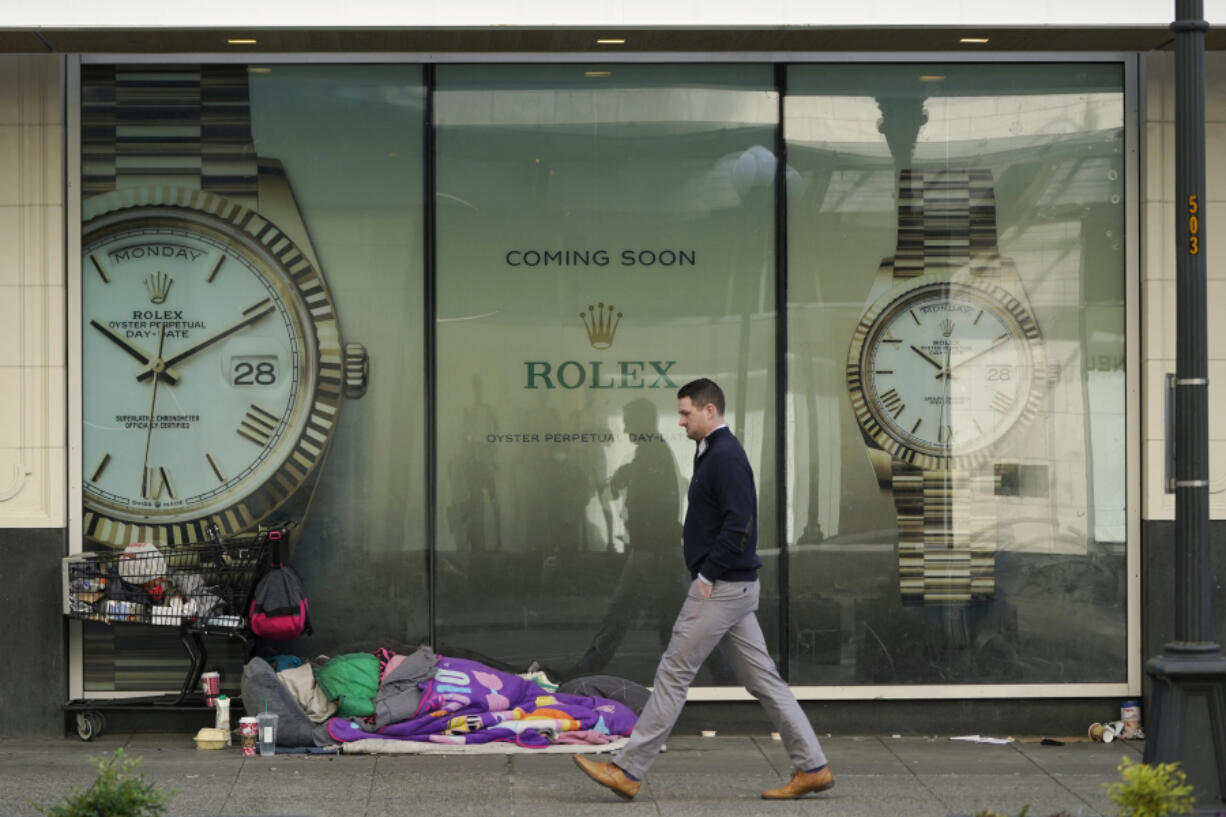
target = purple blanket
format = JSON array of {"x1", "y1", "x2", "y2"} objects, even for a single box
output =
[{"x1": 327, "y1": 656, "x2": 638, "y2": 748}]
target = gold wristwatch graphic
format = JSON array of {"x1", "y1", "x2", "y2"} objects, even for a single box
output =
[
  {"x1": 846, "y1": 169, "x2": 1046, "y2": 605},
  {"x1": 81, "y1": 64, "x2": 369, "y2": 549}
]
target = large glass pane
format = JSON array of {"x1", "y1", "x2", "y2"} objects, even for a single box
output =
[
  {"x1": 785, "y1": 63, "x2": 1127, "y2": 685},
  {"x1": 79, "y1": 64, "x2": 427, "y2": 690},
  {"x1": 435, "y1": 64, "x2": 777, "y2": 685}
]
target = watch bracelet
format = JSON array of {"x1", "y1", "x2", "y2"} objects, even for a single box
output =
[
  {"x1": 891, "y1": 168, "x2": 1004, "y2": 605},
  {"x1": 893, "y1": 168, "x2": 1001, "y2": 279},
  {"x1": 82, "y1": 64, "x2": 259, "y2": 207},
  {"x1": 893, "y1": 461, "x2": 999, "y2": 605}
]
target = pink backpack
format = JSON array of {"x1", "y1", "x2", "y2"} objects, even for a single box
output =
[{"x1": 248, "y1": 563, "x2": 312, "y2": 640}]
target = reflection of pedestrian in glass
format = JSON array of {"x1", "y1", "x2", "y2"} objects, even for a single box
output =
[
  {"x1": 447, "y1": 374, "x2": 502, "y2": 552},
  {"x1": 574, "y1": 379, "x2": 833, "y2": 802},
  {"x1": 565, "y1": 398, "x2": 682, "y2": 678},
  {"x1": 566, "y1": 391, "x2": 617, "y2": 552}
]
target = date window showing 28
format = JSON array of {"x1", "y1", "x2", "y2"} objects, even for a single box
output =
[{"x1": 231, "y1": 355, "x2": 279, "y2": 387}]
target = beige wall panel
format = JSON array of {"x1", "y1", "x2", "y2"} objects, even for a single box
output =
[
  {"x1": 1144, "y1": 202, "x2": 1175, "y2": 282},
  {"x1": 1142, "y1": 277, "x2": 1176, "y2": 362},
  {"x1": 1209, "y1": 52, "x2": 1226, "y2": 123},
  {"x1": 0, "y1": 54, "x2": 64, "y2": 528},
  {"x1": 1142, "y1": 51, "x2": 1226, "y2": 520},
  {"x1": 0, "y1": 55, "x2": 61, "y2": 126}
]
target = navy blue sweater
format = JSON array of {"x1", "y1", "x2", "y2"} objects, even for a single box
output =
[{"x1": 683, "y1": 426, "x2": 762, "y2": 582}]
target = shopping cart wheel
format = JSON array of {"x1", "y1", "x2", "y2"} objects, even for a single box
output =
[{"x1": 75, "y1": 711, "x2": 103, "y2": 741}]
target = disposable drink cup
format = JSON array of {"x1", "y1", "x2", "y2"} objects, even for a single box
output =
[
  {"x1": 1120, "y1": 700, "x2": 1141, "y2": 738},
  {"x1": 239, "y1": 716, "x2": 259, "y2": 757},
  {"x1": 257, "y1": 712, "x2": 278, "y2": 756},
  {"x1": 200, "y1": 671, "x2": 220, "y2": 707},
  {"x1": 1088, "y1": 722, "x2": 1114, "y2": 743}
]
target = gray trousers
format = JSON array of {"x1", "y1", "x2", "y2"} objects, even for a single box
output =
[{"x1": 613, "y1": 578, "x2": 827, "y2": 779}]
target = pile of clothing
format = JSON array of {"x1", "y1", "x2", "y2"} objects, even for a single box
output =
[{"x1": 241, "y1": 646, "x2": 641, "y2": 749}]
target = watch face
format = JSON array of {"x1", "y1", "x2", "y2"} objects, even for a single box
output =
[
  {"x1": 847, "y1": 277, "x2": 1046, "y2": 470},
  {"x1": 81, "y1": 192, "x2": 344, "y2": 548}
]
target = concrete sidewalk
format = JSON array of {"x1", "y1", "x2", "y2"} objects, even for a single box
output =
[{"x1": 0, "y1": 732, "x2": 1142, "y2": 817}]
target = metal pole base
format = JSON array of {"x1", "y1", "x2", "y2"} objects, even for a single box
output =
[{"x1": 1144, "y1": 643, "x2": 1226, "y2": 813}]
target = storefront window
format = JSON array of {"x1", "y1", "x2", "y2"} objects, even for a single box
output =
[
  {"x1": 784, "y1": 63, "x2": 1127, "y2": 684},
  {"x1": 75, "y1": 58, "x2": 1131, "y2": 695},
  {"x1": 79, "y1": 64, "x2": 426, "y2": 690},
  {"x1": 433, "y1": 64, "x2": 778, "y2": 684}
]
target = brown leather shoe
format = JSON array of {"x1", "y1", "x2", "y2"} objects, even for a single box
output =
[
  {"x1": 573, "y1": 754, "x2": 641, "y2": 800},
  {"x1": 761, "y1": 766, "x2": 835, "y2": 799}
]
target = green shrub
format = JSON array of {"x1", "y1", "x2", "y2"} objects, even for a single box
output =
[
  {"x1": 1103, "y1": 756, "x2": 1196, "y2": 817},
  {"x1": 33, "y1": 748, "x2": 173, "y2": 817}
]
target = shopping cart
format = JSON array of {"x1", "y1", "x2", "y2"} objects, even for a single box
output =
[{"x1": 62, "y1": 523, "x2": 288, "y2": 740}]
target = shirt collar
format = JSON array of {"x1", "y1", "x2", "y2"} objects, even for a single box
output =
[{"x1": 696, "y1": 423, "x2": 728, "y2": 458}]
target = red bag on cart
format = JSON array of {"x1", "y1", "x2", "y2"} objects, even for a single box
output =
[{"x1": 249, "y1": 564, "x2": 312, "y2": 640}]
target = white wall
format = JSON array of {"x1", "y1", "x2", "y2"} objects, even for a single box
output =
[
  {"x1": 1142, "y1": 51, "x2": 1226, "y2": 521},
  {"x1": 0, "y1": 55, "x2": 64, "y2": 528}
]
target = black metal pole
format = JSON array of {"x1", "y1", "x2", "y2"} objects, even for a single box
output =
[
  {"x1": 1171, "y1": 0, "x2": 1211, "y2": 650},
  {"x1": 1144, "y1": 4, "x2": 1226, "y2": 812}
]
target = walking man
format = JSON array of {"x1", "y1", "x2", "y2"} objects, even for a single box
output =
[{"x1": 573, "y1": 378, "x2": 834, "y2": 801}]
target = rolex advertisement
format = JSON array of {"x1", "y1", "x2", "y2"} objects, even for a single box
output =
[
  {"x1": 785, "y1": 63, "x2": 1128, "y2": 685},
  {"x1": 79, "y1": 60, "x2": 1128, "y2": 692},
  {"x1": 432, "y1": 64, "x2": 779, "y2": 685},
  {"x1": 79, "y1": 64, "x2": 428, "y2": 689}
]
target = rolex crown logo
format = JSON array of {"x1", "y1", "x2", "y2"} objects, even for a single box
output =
[
  {"x1": 580, "y1": 302, "x2": 623, "y2": 350},
  {"x1": 144, "y1": 271, "x2": 173, "y2": 304},
  {"x1": 940, "y1": 318, "x2": 954, "y2": 338}
]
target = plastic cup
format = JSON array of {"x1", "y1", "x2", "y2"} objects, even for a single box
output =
[
  {"x1": 257, "y1": 712, "x2": 279, "y2": 756},
  {"x1": 214, "y1": 696, "x2": 232, "y2": 746},
  {"x1": 239, "y1": 716, "x2": 259, "y2": 757}
]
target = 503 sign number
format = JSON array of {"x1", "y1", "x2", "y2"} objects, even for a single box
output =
[{"x1": 1189, "y1": 194, "x2": 1201, "y2": 256}]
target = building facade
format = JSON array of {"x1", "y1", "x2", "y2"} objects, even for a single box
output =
[{"x1": 1, "y1": 3, "x2": 1224, "y2": 737}]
